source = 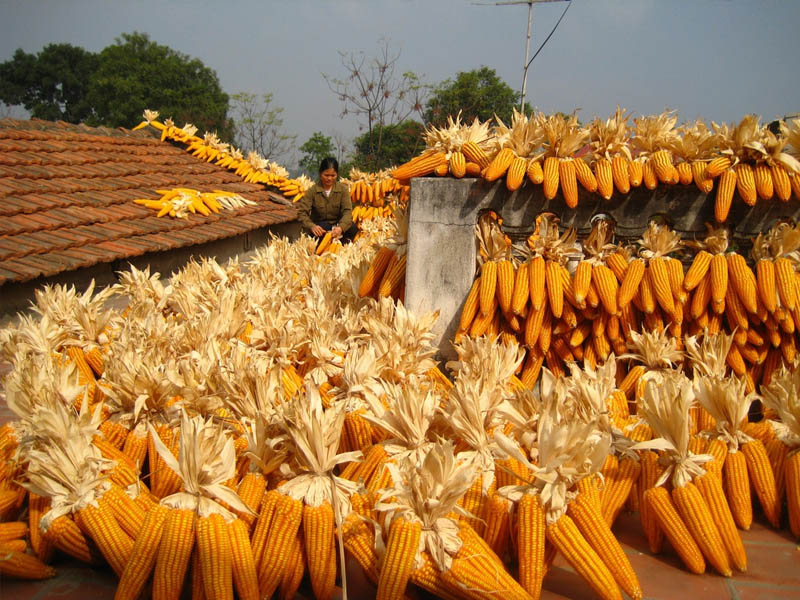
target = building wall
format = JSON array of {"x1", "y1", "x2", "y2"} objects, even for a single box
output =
[{"x1": 0, "y1": 222, "x2": 301, "y2": 320}]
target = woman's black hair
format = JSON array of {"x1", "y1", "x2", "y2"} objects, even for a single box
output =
[{"x1": 319, "y1": 157, "x2": 339, "y2": 173}]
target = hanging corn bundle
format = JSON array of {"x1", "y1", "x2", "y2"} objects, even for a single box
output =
[
  {"x1": 494, "y1": 373, "x2": 638, "y2": 600},
  {"x1": 687, "y1": 334, "x2": 782, "y2": 532},
  {"x1": 373, "y1": 441, "x2": 532, "y2": 600},
  {"x1": 759, "y1": 361, "x2": 800, "y2": 538},
  {"x1": 630, "y1": 111, "x2": 681, "y2": 191},
  {"x1": 634, "y1": 372, "x2": 743, "y2": 576},
  {"x1": 587, "y1": 107, "x2": 633, "y2": 200}
]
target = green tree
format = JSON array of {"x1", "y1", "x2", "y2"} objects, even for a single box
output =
[
  {"x1": 87, "y1": 32, "x2": 230, "y2": 138},
  {"x1": 0, "y1": 33, "x2": 231, "y2": 137},
  {"x1": 0, "y1": 43, "x2": 98, "y2": 122},
  {"x1": 351, "y1": 120, "x2": 425, "y2": 172},
  {"x1": 230, "y1": 92, "x2": 295, "y2": 161},
  {"x1": 298, "y1": 132, "x2": 335, "y2": 176},
  {"x1": 424, "y1": 66, "x2": 531, "y2": 128}
]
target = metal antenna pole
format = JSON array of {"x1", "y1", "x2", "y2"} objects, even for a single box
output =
[
  {"x1": 473, "y1": 0, "x2": 570, "y2": 110},
  {"x1": 520, "y1": 1, "x2": 533, "y2": 111}
]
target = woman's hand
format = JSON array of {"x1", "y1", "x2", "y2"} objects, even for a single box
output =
[
  {"x1": 331, "y1": 226, "x2": 343, "y2": 239},
  {"x1": 311, "y1": 224, "x2": 326, "y2": 237}
]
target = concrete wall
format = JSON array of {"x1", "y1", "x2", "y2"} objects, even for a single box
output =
[
  {"x1": 0, "y1": 221, "x2": 301, "y2": 321},
  {"x1": 405, "y1": 177, "x2": 800, "y2": 361}
]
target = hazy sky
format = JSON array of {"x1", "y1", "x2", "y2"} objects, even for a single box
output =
[{"x1": 1, "y1": 0, "x2": 798, "y2": 168}]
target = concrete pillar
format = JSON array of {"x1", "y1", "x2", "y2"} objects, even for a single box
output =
[{"x1": 405, "y1": 177, "x2": 800, "y2": 361}]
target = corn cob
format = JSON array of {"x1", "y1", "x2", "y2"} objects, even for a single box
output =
[
  {"x1": 715, "y1": 168, "x2": 737, "y2": 222},
  {"x1": 528, "y1": 256, "x2": 546, "y2": 312},
  {"x1": 526, "y1": 158, "x2": 544, "y2": 184},
  {"x1": 0, "y1": 521, "x2": 27, "y2": 542},
  {"x1": 465, "y1": 161, "x2": 482, "y2": 177},
  {"x1": 628, "y1": 158, "x2": 644, "y2": 187},
  {"x1": 765, "y1": 438, "x2": 788, "y2": 505},
  {"x1": 359, "y1": 247, "x2": 396, "y2": 298},
  {"x1": 484, "y1": 148, "x2": 516, "y2": 182},
  {"x1": 0, "y1": 550, "x2": 56, "y2": 580},
  {"x1": 692, "y1": 160, "x2": 714, "y2": 193},
  {"x1": 42, "y1": 514, "x2": 98, "y2": 565},
  {"x1": 377, "y1": 516, "x2": 422, "y2": 600},
  {"x1": 710, "y1": 254, "x2": 728, "y2": 312},
  {"x1": 611, "y1": 155, "x2": 631, "y2": 194},
  {"x1": 775, "y1": 257, "x2": 796, "y2": 311},
  {"x1": 559, "y1": 158, "x2": 579, "y2": 208},
  {"x1": 258, "y1": 492, "x2": 303, "y2": 599},
  {"x1": 229, "y1": 518, "x2": 259, "y2": 600},
  {"x1": 304, "y1": 501, "x2": 336, "y2": 600},
  {"x1": 543, "y1": 156, "x2": 560, "y2": 200},
  {"x1": 644, "y1": 486, "x2": 705, "y2": 574},
  {"x1": 546, "y1": 513, "x2": 623, "y2": 600},
  {"x1": 727, "y1": 253, "x2": 758, "y2": 314},
  {"x1": 568, "y1": 492, "x2": 642, "y2": 600},
  {"x1": 480, "y1": 261, "x2": 498, "y2": 317},
  {"x1": 694, "y1": 472, "x2": 747, "y2": 572},
  {"x1": 496, "y1": 259, "x2": 515, "y2": 314},
  {"x1": 642, "y1": 158, "x2": 658, "y2": 189},
  {"x1": 462, "y1": 142, "x2": 490, "y2": 169},
  {"x1": 378, "y1": 254, "x2": 407, "y2": 298},
  {"x1": 754, "y1": 163, "x2": 774, "y2": 200},
  {"x1": 638, "y1": 452, "x2": 665, "y2": 554},
  {"x1": 741, "y1": 440, "x2": 781, "y2": 528},
  {"x1": 196, "y1": 513, "x2": 233, "y2": 600},
  {"x1": 441, "y1": 522, "x2": 531, "y2": 600},
  {"x1": 279, "y1": 532, "x2": 306, "y2": 600},
  {"x1": 786, "y1": 451, "x2": 800, "y2": 538},
  {"x1": 517, "y1": 492, "x2": 545, "y2": 598},
  {"x1": 545, "y1": 260, "x2": 564, "y2": 319},
  {"x1": 28, "y1": 492, "x2": 54, "y2": 562},
  {"x1": 152, "y1": 508, "x2": 195, "y2": 600},
  {"x1": 391, "y1": 151, "x2": 447, "y2": 180},
  {"x1": 595, "y1": 158, "x2": 614, "y2": 200},
  {"x1": 771, "y1": 163, "x2": 792, "y2": 201},
  {"x1": 104, "y1": 484, "x2": 146, "y2": 540},
  {"x1": 649, "y1": 258, "x2": 675, "y2": 317},
  {"x1": 734, "y1": 162, "x2": 757, "y2": 205},
  {"x1": 574, "y1": 157, "x2": 598, "y2": 192},
  {"x1": 676, "y1": 161, "x2": 693, "y2": 185},
  {"x1": 115, "y1": 503, "x2": 169, "y2": 600},
  {"x1": 706, "y1": 156, "x2": 732, "y2": 178},
  {"x1": 511, "y1": 261, "x2": 530, "y2": 315},
  {"x1": 75, "y1": 496, "x2": 134, "y2": 577},
  {"x1": 601, "y1": 457, "x2": 641, "y2": 526},
  {"x1": 506, "y1": 155, "x2": 527, "y2": 191},
  {"x1": 683, "y1": 251, "x2": 712, "y2": 292},
  {"x1": 482, "y1": 492, "x2": 511, "y2": 559},
  {"x1": 592, "y1": 264, "x2": 619, "y2": 316},
  {"x1": 723, "y1": 450, "x2": 753, "y2": 530},
  {"x1": 449, "y1": 151, "x2": 467, "y2": 178},
  {"x1": 672, "y1": 482, "x2": 731, "y2": 576}
]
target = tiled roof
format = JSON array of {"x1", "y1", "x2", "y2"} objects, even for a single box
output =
[{"x1": 0, "y1": 118, "x2": 297, "y2": 285}]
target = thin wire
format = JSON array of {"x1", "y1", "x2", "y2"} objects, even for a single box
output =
[{"x1": 525, "y1": 0, "x2": 572, "y2": 70}]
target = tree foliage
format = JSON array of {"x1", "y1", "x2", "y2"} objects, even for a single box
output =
[
  {"x1": 323, "y1": 39, "x2": 428, "y2": 162},
  {"x1": 0, "y1": 32, "x2": 230, "y2": 138},
  {"x1": 230, "y1": 92, "x2": 295, "y2": 161},
  {"x1": 0, "y1": 43, "x2": 98, "y2": 122},
  {"x1": 88, "y1": 32, "x2": 230, "y2": 137},
  {"x1": 423, "y1": 66, "x2": 531, "y2": 128},
  {"x1": 298, "y1": 132, "x2": 335, "y2": 176},
  {"x1": 351, "y1": 120, "x2": 425, "y2": 172}
]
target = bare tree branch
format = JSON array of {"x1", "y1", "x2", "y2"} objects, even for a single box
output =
[
  {"x1": 322, "y1": 38, "x2": 429, "y2": 158},
  {"x1": 230, "y1": 92, "x2": 297, "y2": 161}
]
